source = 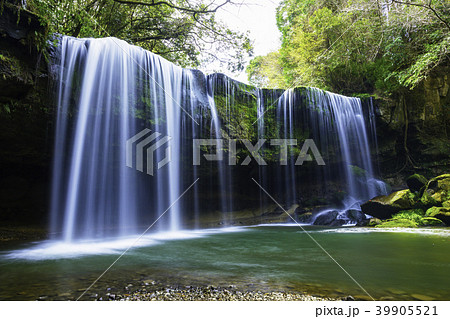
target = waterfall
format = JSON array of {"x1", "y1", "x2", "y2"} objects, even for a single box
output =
[
  {"x1": 50, "y1": 36, "x2": 212, "y2": 241},
  {"x1": 248, "y1": 87, "x2": 387, "y2": 224},
  {"x1": 50, "y1": 36, "x2": 386, "y2": 241},
  {"x1": 307, "y1": 89, "x2": 387, "y2": 207}
]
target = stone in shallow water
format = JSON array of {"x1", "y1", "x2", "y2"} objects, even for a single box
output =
[{"x1": 313, "y1": 210, "x2": 339, "y2": 225}]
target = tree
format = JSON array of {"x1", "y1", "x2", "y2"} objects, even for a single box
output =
[
  {"x1": 247, "y1": 0, "x2": 450, "y2": 94},
  {"x1": 25, "y1": 0, "x2": 253, "y2": 70},
  {"x1": 246, "y1": 51, "x2": 284, "y2": 88}
]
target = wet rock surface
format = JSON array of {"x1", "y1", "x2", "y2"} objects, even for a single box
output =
[{"x1": 361, "y1": 189, "x2": 415, "y2": 219}]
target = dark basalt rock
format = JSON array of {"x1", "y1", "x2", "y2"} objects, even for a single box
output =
[
  {"x1": 343, "y1": 209, "x2": 366, "y2": 223},
  {"x1": 313, "y1": 210, "x2": 339, "y2": 225},
  {"x1": 406, "y1": 174, "x2": 428, "y2": 193},
  {"x1": 361, "y1": 189, "x2": 415, "y2": 219}
]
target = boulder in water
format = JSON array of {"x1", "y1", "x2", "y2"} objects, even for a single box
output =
[
  {"x1": 360, "y1": 189, "x2": 416, "y2": 219},
  {"x1": 344, "y1": 209, "x2": 366, "y2": 223},
  {"x1": 368, "y1": 218, "x2": 381, "y2": 226},
  {"x1": 406, "y1": 174, "x2": 428, "y2": 193},
  {"x1": 297, "y1": 212, "x2": 313, "y2": 224},
  {"x1": 313, "y1": 210, "x2": 339, "y2": 225}
]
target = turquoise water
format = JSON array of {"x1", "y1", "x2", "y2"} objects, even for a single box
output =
[{"x1": 0, "y1": 226, "x2": 449, "y2": 300}]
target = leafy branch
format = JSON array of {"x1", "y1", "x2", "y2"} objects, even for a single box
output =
[{"x1": 390, "y1": 0, "x2": 450, "y2": 30}]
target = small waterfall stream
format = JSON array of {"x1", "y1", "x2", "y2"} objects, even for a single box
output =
[{"x1": 51, "y1": 36, "x2": 386, "y2": 241}]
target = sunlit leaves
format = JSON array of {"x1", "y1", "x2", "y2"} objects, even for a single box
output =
[{"x1": 26, "y1": 0, "x2": 253, "y2": 71}]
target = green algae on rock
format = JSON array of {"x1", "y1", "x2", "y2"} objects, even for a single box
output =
[
  {"x1": 361, "y1": 189, "x2": 416, "y2": 219},
  {"x1": 420, "y1": 174, "x2": 450, "y2": 207},
  {"x1": 426, "y1": 206, "x2": 450, "y2": 225}
]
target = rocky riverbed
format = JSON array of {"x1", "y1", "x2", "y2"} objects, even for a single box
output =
[{"x1": 101, "y1": 285, "x2": 337, "y2": 301}]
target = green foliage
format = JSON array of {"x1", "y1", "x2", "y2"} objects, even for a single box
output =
[
  {"x1": 246, "y1": 52, "x2": 285, "y2": 88},
  {"x1": 373, "y1": 207, "x2": 445, "y2": 228},
  {"x1": 247, "y1": 0, "x2": 450, "y2": 96},
  {"x1": 349, "y1": 165, "x2": 367, "y2": 178},
  {"x1": 393, "y1": 209, "x2": 425, "y2": 224},
  {"x1": 376, "y1": 208, "x2": 445, "y2": 227},
  {"x1": 22, "y1": 0, "x2": 253, "y2": 70},
  {"x1": 375, "y1": 218, "x2": 418, "y2": 228},
  {"x1": 421, "y1": 217, "x2": 444, "y2": 226}
]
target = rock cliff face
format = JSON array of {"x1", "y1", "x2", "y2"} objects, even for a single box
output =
[
  {"x1": 375, "y1": 66, "x2": 450, "y2": 188},
  {"x1": 0, "y1": 2, "x2": 51, "y2": 224}
]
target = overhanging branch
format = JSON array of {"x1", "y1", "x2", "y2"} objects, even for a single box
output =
[
  {"x1": 113, "y1": 0, "x2": 232, "y2": 15},
  {"x1": 390, "y1": 0, "x2": 450, "y2": 30}
]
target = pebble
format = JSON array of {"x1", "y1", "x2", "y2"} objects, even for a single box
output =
[
  {"x1": 344, "y1": 295, "x2": 355, "y2": 301},
  {"x1": 106, "y1": 285, "x2": 337, "y2": 301}
]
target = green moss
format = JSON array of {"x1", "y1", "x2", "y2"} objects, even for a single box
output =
[
  {"x1": 0, "y1": 53, "x2": 26, "y2": 79},
  {"x1": 426, "y1": 206, "x2": 441, "y2": 217},
  {"x1": 406, "y1": 174, "x2": 428, "y2": 192},
  {"x1": 422, "y1": 217, "x2": 445, "y2": 226},
  {"x1": 390, "y1": 209, "x2": 425, "y2": 225},
  {"x1": 397, "y1": 208, "x2": 425, "y2": 216},
  {"x1": 349, "y1": 165, "x2": 367, "y2": 178},
  {"x1": 375, "y1": 208, "x2": 433, "y2": 228},
  {"x1": 420, "y1": 174, "x2": 450, "y2": 207},
  {"x1": 368, "y1": 218, "x2": 381, "y2": 226},
  {"x1": 420, "y1": 191, "x2": 439, "y2": 207},
  {"x1": 425, "y1": 206, "x2": 450, "y2": 225},
  {"x1": 377, "y1": 189, "x2": 416, "y2": 208},
  {"x1": 375, "y1": 219, "x2": 418, "y2": 228}
]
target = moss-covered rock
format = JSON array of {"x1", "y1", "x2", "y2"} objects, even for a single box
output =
[
  {"x1": 425, "y1": 206, "x2": 450, "y2": 225},
  {"x1": 406, "y1": 174, "x2": 428, "y2": 192},
  {"x1": 375, "y1": 219, "x2": 418, "y2": 228},
  {"x1": 421, "y1": 217, "x2": 445, "y2": 226},
  {"x1": 360, "y1": 189, "x2": 416, "y2": 219},
  {"x1": 420, "y1": 191, "x2": 439, "y2": 207},
  {"x1": 368, "y1": 218, "x2": 381, "y2": 226},
  {"x1": 420, "y1": 174, "x2": 450, "y2": 207}
]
